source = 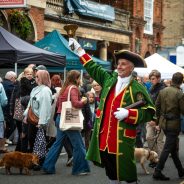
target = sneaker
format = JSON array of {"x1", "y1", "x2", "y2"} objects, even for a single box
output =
[
  {"x1": 153, "y1": 171, "x2": 170, "y2": 180},
  {"x1": 66, "y1": 157, "x2": 73, "y2": 167},
  {"x1": 178, "y1": 168, "x2": 184, "y2": 178},
  {"x1": 60, "y1": 152, "x2": 67, "y2": 156},
  {"x1": 5, "y1": 139, "x2": 12, "y2": 145},
  {"x1": 77, "y1": 172, "x2": 89, "y2": 176},
  {"x1": 149, "y1": 162, "x2": 157, "y2": 168}
]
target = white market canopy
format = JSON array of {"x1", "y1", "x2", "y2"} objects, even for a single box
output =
[{"x1": 134, "y1": 53, "x2": 184, "y2": 79}]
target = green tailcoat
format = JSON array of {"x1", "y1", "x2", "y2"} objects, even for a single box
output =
[{"x1": 81, "y1": 54, "x2": 155, "y2": 181}]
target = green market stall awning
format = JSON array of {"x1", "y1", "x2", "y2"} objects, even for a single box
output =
[{"x1": 34, "y1": 30, "x2": 111, "y2": 71}]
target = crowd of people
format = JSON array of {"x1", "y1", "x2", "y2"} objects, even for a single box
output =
[{"x1": 0, "y1": 39, "x2": 184, "y2": 183}]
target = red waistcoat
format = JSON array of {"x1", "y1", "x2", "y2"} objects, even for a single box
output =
[{"x1": 99, "y1": 86, "x2": 125, "y2": 154}]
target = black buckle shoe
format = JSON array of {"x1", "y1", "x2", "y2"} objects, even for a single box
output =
[
  {"x1": 149, "y1": 162, "x2": 157, "y2": 168},
  {"x1": 178, "y1": 168, "x2": 184, "y2": 178},
  {"x1": 153, "y1": 171, "x2": 170, "y2": 180}
]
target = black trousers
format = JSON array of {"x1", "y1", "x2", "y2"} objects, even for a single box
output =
[
  {"x1": 4, "y1": 114, "x2": 16, "y2": 139},
  {"x1": 100, "y1": 150, "x2": 117, "y2": 180},
  {"x1": 15, "y1": 120, "x2": 24, "y2": 151},
  {"x1": 63, "y1": 136, "x2": 73, "y2": 159},
  {"x1": 136, "y1": 132, "x2": 143, "y2": 148},
  {"x1": 156, "y1": 130, "x2": 183, "y2": 173},
  {"x1": 27, "y1": 123, "x2": 38, "y2": 153}
]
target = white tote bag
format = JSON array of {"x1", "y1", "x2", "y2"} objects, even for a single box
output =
[{"x1": 59, "y1": 85, "x2": 84, "y2": 131}]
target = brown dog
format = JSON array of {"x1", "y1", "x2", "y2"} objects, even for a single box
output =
[
  {"x1": 0, "y1": 151, "x2": 39, "y2": 175},
  {"x1": 134, "y1": 148, "x2": 159, "y2": 174}
]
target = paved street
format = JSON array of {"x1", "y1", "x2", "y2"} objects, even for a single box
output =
[{"x1": 1, "y1": 134, "x2": 184, "y2": 184}]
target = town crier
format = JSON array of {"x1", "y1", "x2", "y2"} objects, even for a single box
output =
[{"x1": 69, "y1": 38, "x2": 155, "y2": 184}]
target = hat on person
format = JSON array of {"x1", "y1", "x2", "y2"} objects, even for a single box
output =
[
  {"x1": 34, "y1": 65, "x2": 47, "y2": 71},
  {"x1": 114, "y1": 50, "x2": 147, "y2": 68},
  {"x1": 32, "y1": 65, "x2": 37, "y2": 70}
]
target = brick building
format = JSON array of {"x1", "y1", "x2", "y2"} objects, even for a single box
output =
[
  {"x1": 0, "y1": 0, "x2": 164, "y2": 63},
  {"x1": 162, "y1": 0, "x2": 184, "y2": 47},
  {"x1": 114, "y1": 0, "x2": 164, "y2": 57},
  {"x1": 157, "y1": 0, "x2": 184, "y2": 66}
]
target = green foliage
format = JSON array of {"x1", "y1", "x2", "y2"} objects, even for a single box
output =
[
  {"x1": 9, "y1": 10, "x2": 31, "y2": 39},
  {"x1": 0, "y1": 13, "x2": 3, "y2": 26}
]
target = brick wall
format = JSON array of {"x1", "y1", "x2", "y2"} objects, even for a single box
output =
[
  {"x1": 29, "y1": 6, "x2": 45, "y2": 41},
  {"x1": 121, "y1": 0, "x2": 163, "y2": 57},
  {"x1": 162, "y1": 0, "x2": 184, "y2": 47}
]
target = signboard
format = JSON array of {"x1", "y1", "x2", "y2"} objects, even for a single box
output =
[
  {"x1": 65, "y1": 0, "x2": 115, "y2": 22},
  {"x1": 0, "y1": 0, "x2": 26, "y2": 8},
  {"x1": 78, "y1": 38, "x2": 97, "y2": 50}
]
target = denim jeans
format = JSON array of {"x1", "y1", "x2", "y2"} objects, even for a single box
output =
[{"x1": 42, "y1": 114, "x2": 90, "y2": 175}]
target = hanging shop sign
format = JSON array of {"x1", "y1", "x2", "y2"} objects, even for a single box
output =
[
  {"x1": 0, "y1": 0, "x2": 26, "y2": 8},
  {"x1": 78, "y1": 38, "x2": 97, "y2": 51},
  {"x1": 64, "y1": 0, "x2": 115, "y2": 22}
]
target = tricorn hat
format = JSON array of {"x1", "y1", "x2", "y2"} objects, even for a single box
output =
[{"x1": 114, "y1": 50, "x2": 147, "y2": 68}]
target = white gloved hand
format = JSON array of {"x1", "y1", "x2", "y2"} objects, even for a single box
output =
[
  {"x1": 114, "y1": 108, "x2": 129, "y2": 121},
  {"x1": 69, "y1": 38, "x2": 80, "y2": 50},
  {"x1": 69, "y1": 38, "x2": 86, "y2": 57}
]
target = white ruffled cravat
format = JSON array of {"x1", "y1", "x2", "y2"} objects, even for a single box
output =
[{"x1": 115, "y1": 75, "x2": 131, "y2": 96}]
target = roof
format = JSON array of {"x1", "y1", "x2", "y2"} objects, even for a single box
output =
[{"x1": 0, "y1": 26, "x2": 65, "y2": 67}]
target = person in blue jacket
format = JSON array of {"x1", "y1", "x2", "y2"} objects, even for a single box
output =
[{"x1": 0, "y1": 82, "x2": 8, "y2": 153}]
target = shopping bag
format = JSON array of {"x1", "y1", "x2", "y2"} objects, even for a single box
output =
[
  {"x1": 59, "y1": 85, "x2": 84, "y2": 131},
  {"x1": 33, "y1": 127, "x2": 47, "y2": 159},
  {"x1": 13, "y1": 98, "x2": 24, "y2": 121}
]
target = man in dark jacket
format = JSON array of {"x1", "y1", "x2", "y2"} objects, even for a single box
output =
[
  {"x1": 2, "y1": 71, "x2": 17, "y2": 144},
  {"x1": 153, "y1": 72, "x2": 184, "y2": 180},
  {"x1": 146, "y1": 70, "x2": 166, "y2": 168}
]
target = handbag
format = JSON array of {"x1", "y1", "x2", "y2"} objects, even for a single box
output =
[
  {"x1": 13, "y1": 98, "x2": 24, "y2": 121},
  {"x1": 59, "y1": 85, "x2": 84, "y2": 131},
  {"x1": 33, "y1": 127, "x2": 47, "y2": 159},
  {"x1": 27, "y1": 106, "x2": 39, "y2": 125}
]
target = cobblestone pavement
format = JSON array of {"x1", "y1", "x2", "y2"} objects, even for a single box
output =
[{"x1": 0, "y1": 134, "x2": 184, "y2": 184}]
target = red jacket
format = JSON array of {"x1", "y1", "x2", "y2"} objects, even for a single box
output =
[{"x1": 57, "y1": 85, "x2": 84, "y2": 114}]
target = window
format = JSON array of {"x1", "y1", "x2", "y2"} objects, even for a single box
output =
[{"x1": 144, "y1": 0, "x2": 154, "y2": 35}]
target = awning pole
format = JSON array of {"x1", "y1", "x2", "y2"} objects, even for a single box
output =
[
  {"x1": 64, "y1": 67, "x2": 66, "y2": 82},
  {"x1": 81, "y1": 69, "x2": 83, "y2": 84},
  {"x1": 15, "y1": 63, "x2": 17, "y2": 75}
]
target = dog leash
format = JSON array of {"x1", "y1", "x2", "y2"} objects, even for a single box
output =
[{"x1": 150, "y1": 129, "x2": 161, "y2": 151}]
